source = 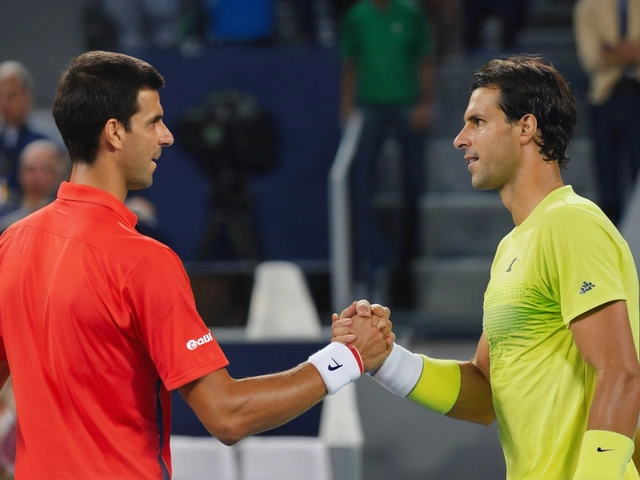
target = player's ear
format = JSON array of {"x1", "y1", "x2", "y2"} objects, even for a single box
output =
[
  {"x1": 518, "y1": 113, "x2": 538, "y2": 145},
  {"x1": 104, "y1": 118, "x2": 124, "y2": 151}
]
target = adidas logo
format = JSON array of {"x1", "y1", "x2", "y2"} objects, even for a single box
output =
[{"x1": 579, "y1": 281, "x2": 595, "y2": 295}]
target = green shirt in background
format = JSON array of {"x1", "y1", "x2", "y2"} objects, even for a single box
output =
[{"x1": 339, "y1": 0, "x2": 434, "y2": 106}]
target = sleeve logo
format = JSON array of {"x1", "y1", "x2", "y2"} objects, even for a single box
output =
[
  {"x1": 579, "y1": 281, "x2": 596, "y2": 295},
  {"x1": 186, "y1": 332, "x2": 214, "y2": 350}
]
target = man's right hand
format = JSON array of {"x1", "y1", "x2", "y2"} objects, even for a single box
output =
[{"x1": 331, "y1": 300, "x2": 395, "y2": 372}]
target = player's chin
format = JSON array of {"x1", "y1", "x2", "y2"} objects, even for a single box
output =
[{"x1": 129, "y1": 176, "x2": 154, "y2": 191}]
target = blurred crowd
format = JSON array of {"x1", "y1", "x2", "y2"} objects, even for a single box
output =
[
  {"x1": 81, "y1": 0, "x2": 537, "y2": 61},
  {"x1": 5, "y1": 0, "x2": 640, "y2": 308}
]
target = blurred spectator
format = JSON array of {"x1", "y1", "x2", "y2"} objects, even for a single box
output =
[
  {"x1": 574, "y1": 0, "x2": 640, "y2": 226},
  {"x1": 339, "y1": 0, "x2": 435, "y2": 307},
  {"x1": 460, "y1": 0, "x2": 529, "y2": 54},
  {"x1": 0, "y1": 140, "x2": 68, "y2": 234},
  {"x1": 125, "y1": 195, "x2": 173, "y2": 246},
  {"x1": 0, "y1": 380, "x2": 15, "y2": 479},
  {"x1": 421, "y1": 0, "x2": 460, "y2": 60},
  {"x1": 85, "y1": 0, "x2": 345, "y2": 49},
  {"x1": 0, "y1": 61, "x2": 48, "y2": 206},
  {"x1": 87, "y1": 0, "x2": 181, "y2": 50},
  {"x1": 281, "y1": 0, "x2": 337, "y2": 47},
  {"x1": 207, "y1": 0, "x2": 277, "y2": 44}
]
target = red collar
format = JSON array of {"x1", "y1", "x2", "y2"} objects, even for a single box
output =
[{"x1": 56, "y1": 182, "x2": 138, "y2": 228}]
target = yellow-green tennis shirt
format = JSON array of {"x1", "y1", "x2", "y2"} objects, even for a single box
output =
[{"x1": 483, "y1": 186, "x2": 640, "y2": 479}]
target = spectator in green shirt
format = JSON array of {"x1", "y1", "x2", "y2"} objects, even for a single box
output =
[{"x1": 339, "y1": 0, "x2": 435, "y2": 308}]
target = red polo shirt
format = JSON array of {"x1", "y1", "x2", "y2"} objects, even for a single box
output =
[{"x1": 0, "y1": 182, "x2": 229, "y2": 479}]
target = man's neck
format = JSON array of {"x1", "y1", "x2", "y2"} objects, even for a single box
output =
[
  {"x1": 70, "y1": 162, "x2": 128, "y2": 203},
  {"x1": 499, "y1": 161, "x2": 565, "y2": 226}
]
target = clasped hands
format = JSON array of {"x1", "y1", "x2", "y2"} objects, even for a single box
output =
[{"x1": 331, "y1": 299, "x2": 395, "y2": 372}]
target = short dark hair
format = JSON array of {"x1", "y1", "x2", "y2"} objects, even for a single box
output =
[
  {"x1": 471, "y1": 55, "x2": 577, "y2": 168},
  {"x1": 52, "y1": 51, "x2": 165, "y2": 165}
]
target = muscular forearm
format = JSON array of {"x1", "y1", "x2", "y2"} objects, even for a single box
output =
[
  {"x1": 572, "y1": 371, "x2": 640, "y2": 478},
  {"x1": 570, "y1": 300, "x2": 640, "y2": 478},
  {"x1": 587, "y1": 369, "x2": 640, "y2": 438},
  {"x1": 370, "y1": 344, "x2": 495, "y2": 426},
  {"x1": 180, "y1": 323, "x2": 386, "y2": 446},
  {"x1": 445, "y1": 361, "x2": 495, "y2": 425},
  {"x1": 202, "y1": 365, "x2": 326, "y2": 445}
]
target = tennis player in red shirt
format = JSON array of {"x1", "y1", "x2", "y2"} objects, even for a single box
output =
[{"x1": 0, "y1": 51, "x2": 394, "y2": 479}]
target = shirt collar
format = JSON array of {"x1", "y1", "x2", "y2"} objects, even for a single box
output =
[{"x1": 56, "y1": 181, "x2": 138, "y2": 228}]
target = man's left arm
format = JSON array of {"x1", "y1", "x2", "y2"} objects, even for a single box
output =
[
  {"x1": 410, "y1": 7, "x2": 435, "y2": 132},
  {"x1": 570, "y1": 300, "x2": 640, "y2": 478},
  {"x1": 411, "y1": 55, "x2": 435, "y2": 132}
]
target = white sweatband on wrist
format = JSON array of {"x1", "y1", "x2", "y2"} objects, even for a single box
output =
[
  {"x1": 308, "y1": 342, "x2": 364, "y2": 395},
  {"x1": 371, "y1": 343, "x2": 423, "y2": 397}
]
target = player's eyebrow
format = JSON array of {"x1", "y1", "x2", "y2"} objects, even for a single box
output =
[{"x1": 464, "y1": 113, "x2": 482, "y2": 123}]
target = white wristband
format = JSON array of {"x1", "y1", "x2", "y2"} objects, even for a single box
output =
[
  {"x1": 308, "y1": 342, "x2": 364, "y2": 395},
  {"x1": 371, "y1": 343, "x2": 423, "y2": 397}
]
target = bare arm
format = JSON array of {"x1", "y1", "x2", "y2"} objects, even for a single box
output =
[
  {"x1": 334, "y1": 308, "x2": 495, "y2": 426},
  {"x1": 601, "y1": 41, "x2": 640, "y2": 69},
  {"x1": 179, "y1": 303, "x2": 390, "y2": 446},
  {"x1": 340, "y1": 59, "x2": 357, "y2": 127},
  {"x1": 570, "y1": 300, "x2": 640, "y2": 438},
  {"x1": 445, "y1": 333, "x2": 495, "y2": 426},
  {"x1": 179, "y1": 364, "x2": 325, "y2": 446},
  {"x1": 411, "y1": 55, "x2": 436, "y2": 131}
]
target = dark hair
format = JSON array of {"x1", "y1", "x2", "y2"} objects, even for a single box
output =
[
  {"x1": 52, "y1": 51, "x2": 165, "y2": 165},
  {"x1": 471, "y1": 55, "x2": 577, "y2": 168}
]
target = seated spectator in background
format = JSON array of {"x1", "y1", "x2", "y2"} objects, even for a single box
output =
[
  {"x1": 0, "y1": 61, "x2": 48, "y2": 204},
  {"x1": 574, "y1": 0, "x2": 640, "y2": 226},
  {"x1": 0, "y1": 139, "x2": 68, "y2": 234}
]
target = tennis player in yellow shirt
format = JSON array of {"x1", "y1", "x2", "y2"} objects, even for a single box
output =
[{"x1": 335, "y1": 55, "x2": 640, "y2": 479}]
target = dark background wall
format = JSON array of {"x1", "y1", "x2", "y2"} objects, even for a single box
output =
[{"x1": 133, "y1": 47, "x2": 342, "y2": 262}]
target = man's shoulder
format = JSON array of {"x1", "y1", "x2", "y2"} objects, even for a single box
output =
[{"x1": 3, "y1": 203, "x2": 177, "y2": 267}]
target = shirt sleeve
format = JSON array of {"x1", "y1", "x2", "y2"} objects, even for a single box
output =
[
  {"x1": 573, "y1": 0, "x2": 606, "y2": 74},
  {"x1": 124, "y1": 247, "x2": 229, "y2": 390},
  {"x1": 543, "y1": 208, "x2": 627, "y2": 325}
]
